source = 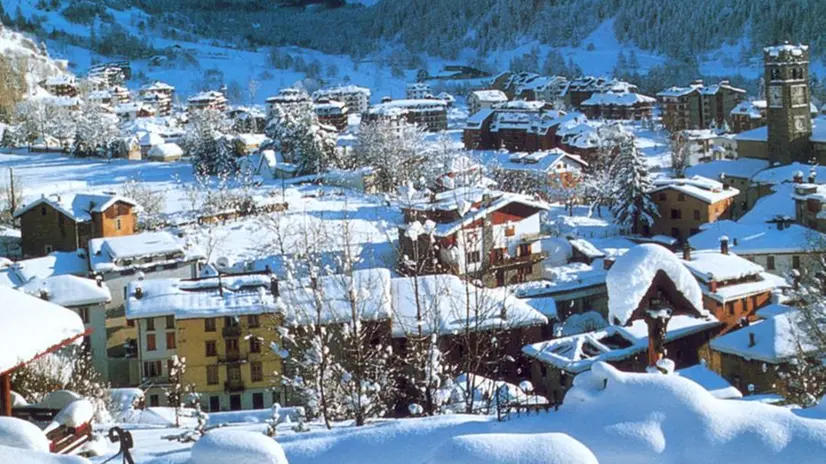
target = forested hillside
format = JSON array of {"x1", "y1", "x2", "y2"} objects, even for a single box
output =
[{"x1": 65, "y1": 0, "x2": 826, "y2": 60}]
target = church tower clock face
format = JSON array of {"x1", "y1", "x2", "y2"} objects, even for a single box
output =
[
  {"x1": 794, "y1": 115, "x2": 807, "y2": 133},
  {"x1": 769, "y1": 85, "x2": 783, "y2": 108}
]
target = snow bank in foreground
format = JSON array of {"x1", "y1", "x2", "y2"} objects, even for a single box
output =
[
  {"x1": 0, "y1": 445, "x2": 90, "y2": 463},
  {"x1": 279, "y1": 362, "x2": 826, "y2": 464},
  {"x1": 0, "y1": 416, "x2": 50, "y2": 451},
  {"x1": 606, "y1": 244, "x2": 705, "y2": 325},
  {"x1": 190, "y1": 430, "x2": 288, "y2": 464},
  {"x1": 427, "y1": 432, "x2": 598, "y2": 464}
]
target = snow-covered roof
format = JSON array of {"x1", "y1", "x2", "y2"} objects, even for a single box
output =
[
  {"x1": 43, "y1": 74, "x2": 76, "y2": 87},
  {"x1": 581, "y1": 91, "x2": 655, "y2": 107},
  {"x1": 756, "y1": 303, "x2": 795, "y2": 319},
  {"x1": 431, "y1": 192, "x2": 550, "y2": 237},
  {"x1": 752, "y1": 162, "x2": 826, "y2": 185},
  {"x1": 701, "y1": 271, "x2": 787, "y2": 304},
  {"x1": 486, "y1": 149, "x2": 587, "y2": 174},
  {"x1": 465, "y1": 108, "x2": 495, "y2": 128},
  {"x1": 737, "y1": 183, "x2": 797, "y2": 225},
  {"x1": 278, "y1": 268, "x2": 392, "y2": 326},
  {"x1": 141, "y1": 81, "x2": 174, "y2": 92},
  {"x1": 126, "y1": 274, "x2": 278, "y2": 320},
  {"x1": 651, "y1": 175, "x2": 739, "y2": 204},
  {"x1": 710, "y1": 313, "x2": 813, "y2": 363},
  {"x1": 607, "y1": 244, "x2": 706, "y2": 325},
  {"x1": 689, "y1": 220, "x2": 825, "y2": 255},
  {"x1": 469, "y1": 89, "x2": 508, "y2": 103},
  {"x1": 368, "y1": 99, "x2": 447, "y2": 115},
  {"x1": 13, "y1": 192, "x2": 138, "y2": 222},
  {"x1": 0, "y1": 286, "x2": 86, "y2": 375},
  {"x1": 522, "y1": 314, "x2": 719, "y2": 373},
  {"x1": 89, "y1": 231, "x2": 204, "y2": 273},
  {"x1": 764, "y1": 43, "x2": 808, "y2": 57},
  {"x1": 313, "y1": 85, "x2": 371, "y2": 98},
  {"x1": 115, "y1": 102, "x2": 154, "y2": 114},
  {"x1": 493, "y1": 100, "x2": 546, "y2": 111},
  {"x1": 390, "y1": 274, "x2": 547, "y2": 337},
  {"x1": 188, "y1": 91, "x2": 228, "y2": 103},
  {"x1": 0, "y1": 250, "x2": 89, "y2": 289},
  {"x1": 515, "y1": 262, "x2": 607, "y2": 300},
  {"x1": 568, "y1": 238, "x2": 605, "y2": 260},
  {"x1": 734, "y1": 125, "x2": 768, "y2": 143},
  {"x1": 675, "y1": 364, "x2": 743, "y2": 399},
  {"x1": 730, "y1": 100, "x2": 766, "y2": 119},
  {"x1": 810, "y1": 118, "x2": 826, "y2": 143},
  {"x1": 18, "y1": 274, "x2": 111, "y2": 308},
  {"x1": 657, "y1": 85, "x2": 700, "y2": 98},
  {"x1": 685, "y1": 158, "x2": 769, "y2": 180},
  {"x1": 147, "y1": 143, "x2": 183, "y2": 159},
  {"x1": 682, "y1": 250, "x2": 764, "y2": 283}
]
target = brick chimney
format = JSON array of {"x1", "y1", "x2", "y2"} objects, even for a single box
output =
[
  {"x1": 135, "y1": 285, "x2": 144, "y2": 299},
  {"x1": 793, "y1": 171, "x2": 804, "y2": 183},
  {"x1": 720, "y1": 236, "x2": 729, "y2": 255},
  {"x1": 809, "y1": 169, "x2": 818, "y2": 184},
  {"x1": 682, "y1": 242, "x2": 691, "y2": 261},
  {"x1": 270, "y1": 276, "x2": 280, "y2": 297},
  {"x1": 708, "y1": 273, "x2": 718, "y2": 293},
  {"x1": 603, "y1": 258, "x2": 615, "y2": 270}
]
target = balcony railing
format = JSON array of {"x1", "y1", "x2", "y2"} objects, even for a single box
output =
[
  {"x1": 224, "y1": 380, "x2": 245, "y2": 393},
  {"x1": 489, "y1": 252, "x2": 546, "y2": 270},
  {"x1": 218, "y1": 352, "x2": 248, "y2": 364},
  {"x1": 222, "y1": 325, "x2": 242, "y2": 338}
]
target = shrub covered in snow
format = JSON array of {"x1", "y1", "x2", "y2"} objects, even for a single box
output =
[
  {"x1": 428, "y1": 432, "x2": 599, "y2": 464},
  {"x1": 190, "y1": 430, "x2": 288, "y2": 464}
]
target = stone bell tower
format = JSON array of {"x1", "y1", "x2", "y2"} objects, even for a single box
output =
[{"x1": 765, "y1": 43, "x2": 812, "y2": 165}]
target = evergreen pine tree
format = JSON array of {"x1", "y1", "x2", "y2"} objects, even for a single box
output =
[
  {"x1": 613, "y1": 50, "x2": 628, "y2": 79},
  {"x1": 610, "y1": 136, "x2": 659, "y2": 235}
]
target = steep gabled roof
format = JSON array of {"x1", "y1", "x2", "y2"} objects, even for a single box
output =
[{"x1": 13, "y1": 192, "x2": 138, "y2": 222}]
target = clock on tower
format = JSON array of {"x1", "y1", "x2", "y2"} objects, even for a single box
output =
[{"x1": 764, "y1": 43, "x2": 812, "y2": 164}]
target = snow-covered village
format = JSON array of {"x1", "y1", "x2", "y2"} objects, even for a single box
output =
[{"x1": 3, "y1": 1, "x2": 826, "y2": 463}]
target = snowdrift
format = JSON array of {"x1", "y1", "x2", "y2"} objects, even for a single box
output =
[
  {"x1": 427, "y1": 432, "x2": 598, "y2": 464},
  {"x1": 279, "y1": 362, "x2": 826, "y2": 464},
  {"x1": 190, "y1": 430, "x2": 288, "y2": 464}
]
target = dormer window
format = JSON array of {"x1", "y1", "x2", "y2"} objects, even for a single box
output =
[{"x1": 41, "y1": 206, "x2": 47, "y2": 216}]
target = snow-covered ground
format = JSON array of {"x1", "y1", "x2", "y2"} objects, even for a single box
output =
[{"x1": 83, "y1": 362, "x2": 826, "y2": 464}]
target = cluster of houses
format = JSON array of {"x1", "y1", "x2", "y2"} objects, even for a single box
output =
[{"x1": 7, "y1": 43, "x2": 826, "y2": 417}]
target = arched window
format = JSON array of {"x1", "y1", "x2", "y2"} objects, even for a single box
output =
[{"x1": 771, "y1": 68, "x2": 780, "y2": 80}]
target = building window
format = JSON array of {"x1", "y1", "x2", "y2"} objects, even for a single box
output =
[
  {"x1": 658, "y1": 193, "x2": 667, "y2": 201},
  {"x1": 79, "y1": 307, "x2": 90, "y2": 324},
  {"x1": 41, "y1": 206, "x2": 47, "y2": 216},
  {"x1": 247, "y1": 314, "x2": 260, "y2": 328},
  {"x1": 146, "y1": 334, "x2": 156, "y2": 351},
  {"x1": 205, "y1": 318, "x2": 216, "y2": 332},
  {"x1": 249, "y1": 337, "x2": 261, "y2": 353},
  {"x1": 693, "y1": 210, "x2": 700, "y2": 220},
  {"x1": 143, "y1": 360, "x2": 161, "y2": 377},
  {"x1": 670, "y1": 209, "x2": 681, "y2": 219},
  {"x1": 466, "y1": 250, "x2": 481, "y2": 264},
  {"x1": 727, "y1": 303, "x2": 735, "y2": 316},
  {"x1": 149, "y1": 395, "x2": 159, "y2": 407},
  {"x1": 127, "y1": 319, "x2": 135, "y2": 328},
  {"x1": 116, "y1": 218, "x2": 122, "y2": 231},
  {"x1": 793, "y1": 255, "x2": 801, "y2": 270},
  {"x1": 226, "y1": 338, "x2": 239, "y2": 353},
  {"x1": 206, "y1": 365, "x2": 219, "y2": 385},
  {"x1": 766, "y1": 256, "x2": 775, "y2": 270},
  {"x1": 678, "y1": 193, "x2": 686, "y2": 202},
  {"x1": 209, "y1": 396, "x2": 220, "y2": 412},
  {"x1": 166, "y1": 315, "x2": 175, "y2": 329},
  {"x1": 250, "y1": 361, "x2": 263, "y2": 382},
  {"x1": 166, "y1": 332, "x2": 176, "y2": 350},
  {"x1": 146, "y1": 318, "x2": 155, "y2": 331},
  {"x1": 205, "y1": 340, "x2": 217, "y2": 357},
  {"x1": 45, "y1": 245, "x2": 53, "y2": 254}
]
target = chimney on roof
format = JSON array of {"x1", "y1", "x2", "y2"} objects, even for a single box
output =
[
  {"x1": 603, "y1": 258, "x2": 615, "y2": 270},
  {"x1": 270, "y1": 275, "x2": 280, "y2": 298},
  {"x1": 793, "y1": 171, "x2": 804, "y2": 183},
  {"x1": 135, "y1": 285, "x2": 143, "y2": 300},
  {"x1": 708, "y1": 274, "x2": 718, "y2": 293},
  {"x1": 95, "y1": 274, "x2": 103, "y2": 288},
  {"x1": 809, "y1": 169, "x2": 817, "y2": 184},
  {"x1": 748, "y1": 332, "x2": 756, "y2": 348},
  {"x1": 720, "y1": 236, "x2": 729, "y2": 255},
  {"x1": 682, "y1": 242, "x2": 691, "y2": 261},
  {"x1": 39, "y1": 288, "x2": 49, "y2": 301}
]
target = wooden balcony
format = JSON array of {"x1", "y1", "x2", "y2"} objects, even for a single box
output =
[
  {"x1": 224, "y1": 380, "x2": 245, "y2": 393},
  {"x1": 222, "y1": 325, "x2": 242, "y2": 338},
  {"x1": 218, "y1": 352, "x2": 248, "y2": 364},
  {"x1": 489, "y1": 252, "x2": 546, "y2": 270}
]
